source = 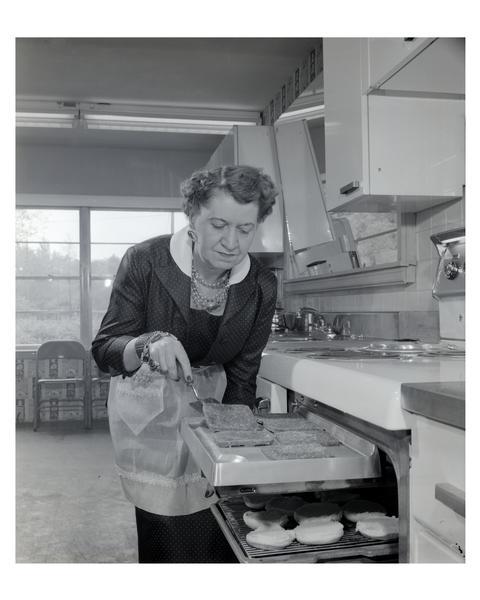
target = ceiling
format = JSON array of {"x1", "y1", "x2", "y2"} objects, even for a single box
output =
[{"x1": 16, "y1": 38, "x2": 321, "y2": 151}]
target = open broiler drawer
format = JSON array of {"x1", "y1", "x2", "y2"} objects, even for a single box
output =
[
  {"x1": 181, "y1": 409, "x2": 399, "y2": 562},
  {"x1": 180, "y1": 410, "x2": 381, "y2": 495}
]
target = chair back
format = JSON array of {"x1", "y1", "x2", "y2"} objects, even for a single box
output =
[
  {"x1": 36, "y1": 340, "x2": 87, "y2": 380},
  {"x1": 36, "y1": 340, "x2": 86, "y2": 361}
]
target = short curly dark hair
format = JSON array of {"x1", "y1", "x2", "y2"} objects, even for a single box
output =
[{"x1": 180, "y1": 165, "x2": 278, "y2": 223}]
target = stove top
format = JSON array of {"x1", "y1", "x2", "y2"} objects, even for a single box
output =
[{"x1": 283, "y1": 341, "x2": 465, "y2": 361}]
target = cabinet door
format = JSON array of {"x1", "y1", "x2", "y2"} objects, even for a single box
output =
[
  {"x1": 411, "y1": 520, "x2": 464, "y2": 563},
  {"x1": 204, "y1": 130, "x2": 235, "y2": 170},
  {"x1": 204, "y1": 126, "x2": 283, "y2": 252},
  {"x1": 409, "y1": 415, "x2": 465, "y2": 556},
  {"x1": 368, "y1": 95, "x2": 465, "y2": 198},
  {"x1": 381, "y1": 38, "x2": 465, "y2": 95},
  {"x1": 274, "y1": 119, "x2": 333, "y2": 252},
  {"x1": 323, "y1": 38, "x2": 369, "y2": 210},
  {"x1": 236, "y1": 126, "x2": 284, "y2": 253},
  {"x1": 367, "y1": 37, "x2": 433, "y2": 91}
]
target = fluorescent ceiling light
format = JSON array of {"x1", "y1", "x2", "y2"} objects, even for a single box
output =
[
  {"x1": 16, "y1": 109, "x2": 257, "y2": 134},
  {"x1": 83, "y1": 114, "x2": 256, "y2": 135},
  {"x1": 16, "y1": 112, "x2": 77, "y2": 129}
]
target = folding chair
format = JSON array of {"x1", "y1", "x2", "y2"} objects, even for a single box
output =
[{"x1": 33, "y1": 340, "x2": 91, "y2": 431}]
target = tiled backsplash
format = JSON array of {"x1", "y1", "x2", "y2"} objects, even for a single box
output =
[{"x1": 285, "y1": 196, "x2": 465, "y2": 341}]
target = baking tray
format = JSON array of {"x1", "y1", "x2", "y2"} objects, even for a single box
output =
[{"x1": 180, "y1": 413, "x2": 381, "y2": 490}]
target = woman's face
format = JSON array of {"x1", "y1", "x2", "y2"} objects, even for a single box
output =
[{"x1": 190, "y1": 189, "x2": 259, "y2": 272}]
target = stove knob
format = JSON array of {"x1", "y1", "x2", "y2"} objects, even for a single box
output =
[{"x1": 444, "y1": 261, "x2": 460, "y2": 279}]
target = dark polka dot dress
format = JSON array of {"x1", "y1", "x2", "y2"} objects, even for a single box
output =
[{"x1": 134, "y1": 308, "x2": 238, "y2": 563}]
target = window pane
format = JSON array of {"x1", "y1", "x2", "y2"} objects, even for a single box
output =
[
  {"x1": 331, "y1": 211, "x2": 399, "y2": 268},
  {"x1": 16, "y1": 243, "x2": 80, "y2": 276},
  {"x1": 91, "y1": 280, "x2": 115, "y2": 337},
  {"x1": 336, "y1": 212, "x2": 397, "y2": 240},
  {"x1": 16, "y1": 209, "x2": 79, "y2": 242},
  {"x1": 357, "y1": 231, "x2": 398, "y2": 268},
  {"x1": 91, "y1": 211, "x2": 172, "y2": 243},
  {"x1": 173, "y1": 211, "x2": 188, "y2": 232},
  {"x1": 91, "y1": 243, "x2": 132, "y2": 277},
  {"x1": 16, "y1": 279, "x2": 80, "y2": 344}
]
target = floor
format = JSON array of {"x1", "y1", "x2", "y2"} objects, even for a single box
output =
[{"x1": 16, "y1": 421, "x2": 138, "y2": 563}]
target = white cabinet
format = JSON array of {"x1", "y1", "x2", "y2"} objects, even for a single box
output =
[
  {"x1": 323, "y1": 38, "x2": 465, "y2": 213},
  {"x1": 411, "y1": 521, "x2": 464, "y2": 563},
  {"x1": 365, "y1": 37, "x2": 433, "y2": 91},
  {"x1": 204, "y1": 126, "x2": 284, "y2": 253},
  {"x1": 367, "y1": 38, "x2": 465, "y2": 96},
  {"x1": 274, "y1": 119, "x2": 333, "y2": 252},
  {"x1": 323, "y1": 38, "x2": 367, "y2": 211},
  {"x1": 204, "y1": 129, "x2": 235, "y2": 170},
  {"x1": 407, "y1": 414, "x2": 465, "y2": 562},
  {"x1": 368, "y1": 95, "x2": 465, "y2": 197}
]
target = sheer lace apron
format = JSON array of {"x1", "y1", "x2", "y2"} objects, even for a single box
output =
[{"x1": 108, "y1": 364, "x2": 226, "y2": 516}]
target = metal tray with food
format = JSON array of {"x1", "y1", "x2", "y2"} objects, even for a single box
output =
[
  {"x1": 210, "y1": 500, "x2": 398, "y2": 563},
  {"x1": 180, "y1": 412, "x2": 381, "y2": 490}
]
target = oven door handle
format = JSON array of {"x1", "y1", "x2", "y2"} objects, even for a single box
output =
[{"x1": 435, "y1": 483, "x2": 465, "y2": 517}]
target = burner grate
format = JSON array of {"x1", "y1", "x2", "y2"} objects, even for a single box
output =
[{"x1": 217, "y1": 500, "x2": 398, "y2": 563}]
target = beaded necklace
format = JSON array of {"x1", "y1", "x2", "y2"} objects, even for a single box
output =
[{"x1": 191, "y1": 262, "x2": 230, "y2": 311}]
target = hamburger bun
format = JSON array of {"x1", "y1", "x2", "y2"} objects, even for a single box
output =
[
  {"x1": 265, "y1": 495, "x2": 306, "y2": 515},
  {"x1": 246, "y1": 526, "x2": 295, "y2": 550},
  {"x1": 356, "y1": 516, "x2": 399, "y2": 539},
  {"x1": 243, "y1": 494, "x2": 276, "y2": 510},
  {"x1": 294, "y1": 502, "x2": 342, "y2": 524},
  {"x1": 295, "y1": 521, "x2": 344, "y2": 545},
  {"x1": 243, "y1": 510, "x2": 288, "y2": 530},
  {"x1": 343, "y1": 499, "x2": 387, "y2": 522}
]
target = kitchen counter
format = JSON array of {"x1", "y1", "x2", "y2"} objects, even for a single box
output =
[
  {"x1": 259, "y1": 340, "x2": 465, "y2": 431},
  {"x1": 401, "y1": 381, "x2": 465, "y2": 429}
]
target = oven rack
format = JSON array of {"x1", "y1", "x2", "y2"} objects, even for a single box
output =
[{"x1": 212, "y1": 500, "x2": 398, "y2": 563}]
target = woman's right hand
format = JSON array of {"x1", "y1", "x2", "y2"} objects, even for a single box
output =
[{"x1": 147, "y1": 336, "x2": 192, "y2": 382}]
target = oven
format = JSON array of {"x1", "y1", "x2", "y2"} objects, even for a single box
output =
[
  {"x1": 181, "y1": 227, "x2": 465, "y2": 563},
  {"x1": 181, "y1": 398, "x2": 408, "y2": 563}
]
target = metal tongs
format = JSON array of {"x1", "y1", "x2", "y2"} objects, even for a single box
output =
[{"x1": 187, "y1": 380, "x2": 219, "y2": 411}]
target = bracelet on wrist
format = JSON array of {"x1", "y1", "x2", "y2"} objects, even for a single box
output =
[{"x1": 136, "y1": 331, "x2": 178, "y2": 366}]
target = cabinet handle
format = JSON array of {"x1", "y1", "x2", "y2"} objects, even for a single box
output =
[
  {"x1": 435, "y1": 483, "x2": 465, "y2": 517},
  {"x1": 403, "y1": 37, "x2": 416, "y2": 42},
  {"x1": 339, "y1": 181, "x2": 360, "y2": 195}
]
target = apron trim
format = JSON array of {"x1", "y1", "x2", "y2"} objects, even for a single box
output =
[{"x1": 115, "y1": 464, "x2": 204, "y2": 487}]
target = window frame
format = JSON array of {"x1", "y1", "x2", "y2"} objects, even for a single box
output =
[{"x1": 15, "y1": 200, "x2": 187, "y2": 348}]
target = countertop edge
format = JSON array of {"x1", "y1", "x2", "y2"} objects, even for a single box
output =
[{"x1": 401, "y1": 381, "x2": 465, "y2": 430}]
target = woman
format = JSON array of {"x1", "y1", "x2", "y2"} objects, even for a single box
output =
[{"x1": 92, "y1": 165, "x2": 278, "y2": 563}]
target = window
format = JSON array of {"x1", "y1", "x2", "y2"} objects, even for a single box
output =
[
  {"x1": 331, "y1": 211, "x2": 399, "y2": 268},
  {"x1": 91, "y1": 210, "x2": 187, "y2": 335},
  {"x1": 16, "y1": 207, "x2": 189, "y2": 346},
  {"x1": 16, "y1": 209, "x2": 80, "y2": 345}
]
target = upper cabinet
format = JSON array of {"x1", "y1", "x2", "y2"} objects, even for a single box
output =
[
  {"x1": 366, "y1": 38, "x2": 465, "y2": 95},
  {"x1": 365, "y1": 38, "x2": 433, "y2": 92},
  {"x1": 274, "y1": 119, "x2": 333, "y2": 252},
  {"x1": 323, "y1": 38, "x2": 465, "y2": 213},
  {"x1": 205, "y1": 125, "x2": 283, "y2": 253}
]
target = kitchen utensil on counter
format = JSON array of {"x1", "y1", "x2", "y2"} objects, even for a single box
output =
[
  {"x1": 283, "y1": 312, "x2": 297, "y2": 331},
  {"x1": 271, "y1": 308, "x2": 285, "y2": 332},
  {"x1": 296, "y1": 307, "x2": 326, "y2": 333}
]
